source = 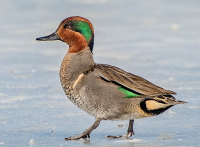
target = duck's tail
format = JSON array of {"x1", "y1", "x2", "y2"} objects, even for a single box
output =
[
  {"x1": 139, "y1": 95, "x2": 187, "y2": 116},
  {"x1": 173, "y1": 100, "x2": 188, "y2": 104}
]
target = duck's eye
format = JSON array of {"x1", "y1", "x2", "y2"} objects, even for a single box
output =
[
  {"x1": 63, "y1": 20, "x2": 92, "y2": 42},
  {"x1": 64, "y1": 21, "x2": 73, "y2": 30},
  {"x1": 64, "y1": 25, "x2": 71, "y2": 30}
]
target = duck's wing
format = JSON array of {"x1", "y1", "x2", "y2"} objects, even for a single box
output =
[{"x1": 94, "y1": 64, "x2": 176, "y2": 98}]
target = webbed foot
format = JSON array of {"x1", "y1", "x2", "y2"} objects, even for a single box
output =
[
  {"x1": 107, "y1": 131, "x2": 134, "y2": 138},
  {"x1": 107, "y1": 119, "x2": 135, "y2": 139},
  {"x1": 65, "y1": 118, "x2": 101, "y2": 140},
  {"x1": 65, "y1": 133, "x2": 90, "y2": 140}
]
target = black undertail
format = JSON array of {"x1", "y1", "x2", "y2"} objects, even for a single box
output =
[{"x1": 140, "y1": 98, "x2": 173, "y2": 115}]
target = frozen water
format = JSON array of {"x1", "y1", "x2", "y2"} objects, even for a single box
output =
[{"x1": 0, "y1": 0, "x2": 200, "y2": 146}]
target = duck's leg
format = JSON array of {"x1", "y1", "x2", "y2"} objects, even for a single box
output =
[
  {"x1": 65, "y1": 118, "x2": 101, "y2": 140},
  {"x1": 126, "y1": 119, "x2": 135, "y2": 137},
  {"x1": 107, "y1": 119, "x2": 135, "y2": 138}
]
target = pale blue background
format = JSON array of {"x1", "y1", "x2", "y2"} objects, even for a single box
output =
[{"x1": 0, "y1": 0, "x2": 200, "y2": 146}]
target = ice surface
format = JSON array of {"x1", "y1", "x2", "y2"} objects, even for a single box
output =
[{"x1": 0, "y1": 0, "x2": 200, "y2": 146}]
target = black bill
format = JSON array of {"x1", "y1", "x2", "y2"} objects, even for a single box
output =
[{"x1": 36, "y1": 32, "x2": 60, "y2": 41}]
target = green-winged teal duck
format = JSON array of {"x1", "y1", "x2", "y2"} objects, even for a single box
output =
[{"x1": 36, "y1": 16, "x2": 186, "y2": 140}]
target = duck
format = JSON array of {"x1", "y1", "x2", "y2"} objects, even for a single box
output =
[{"x1": 36, "y1": 16, "x2": 186, "y2": 140}]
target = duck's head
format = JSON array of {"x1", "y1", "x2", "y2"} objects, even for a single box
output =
[{"x1": 36, "y1": 16, "x2": 94, "y2": 53}]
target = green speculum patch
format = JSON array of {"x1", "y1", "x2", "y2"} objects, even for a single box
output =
[
  {"x1": 118, "y1": 87, "x2": 140, "y2": 98},
  {"x1": 73, "y1": 21, "x2": 93, "y2": 42}
]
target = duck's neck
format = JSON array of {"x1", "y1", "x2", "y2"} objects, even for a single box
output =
[
  {"x1": 60, "y1": 47, "x2": 95, "y2": 85},
  {"x1": 68, "y1": 42, "x2": 88, "y2": 53},
  {"x1": 67, "y1": 37, "x2": 94, "y2": 54}
]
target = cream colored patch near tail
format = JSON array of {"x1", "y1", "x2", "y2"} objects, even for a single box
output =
[
  {"x1": 73, "y1": 73, "x2": 84, "y2": 89},
  {"x1": 146, "y1": 100, "x2": 167, "y2": 110}
]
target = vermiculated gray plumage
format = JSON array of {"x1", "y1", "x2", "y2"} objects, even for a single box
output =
[{"x1": 59, "y1": 47, "x2": 184, "y2": 120}]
